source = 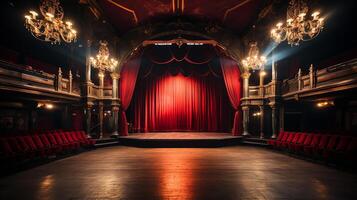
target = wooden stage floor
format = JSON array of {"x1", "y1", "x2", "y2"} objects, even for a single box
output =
[{"x1": 1, "y1": 146, "x2": 356, "y2": 200}]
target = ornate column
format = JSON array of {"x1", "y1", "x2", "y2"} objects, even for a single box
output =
[
  {"x1": 111, "y1": 73, "x2": 119, "y2": 99},
  {"x1": 279, "y1": 104, "x2": 285, "y2": 133},
  {"x1": 57, "y1": 67, "x2": 62, "y2": 91},
  {"x1": 259, "y1": 70, "x2": 266, "y2": 97},
  {"x1": 242, "y1": 71, "x2": 251, "y2": 99},
  {"x1": 111, "y1": 72, "x2": 120, "y2": 137},
  {"x1": 98, "y1": 102, "x2": 104, "y2": 139},
  {"x1": 242, "y1": 106, "x2": 250, "y2": 136},
  {"x1": 98, "y1": 70, "x2": 105, "y2": 98},
  {"x1": 111, "y1": 106, "x2": 120, "y2": 137},
  {"x1": 309, "y1": 64, "x2": 315, "y2": 89},
  {"x1": 84, "y1": 103, "x2": 93, "y2": 138},
  {"x1": 241, "y1": 71, "x2": 251, "y2": 136},
  {"x1": 259, "y1": 105, "x2": 265, "y2": 138},
  {"x1": 69, "y1": 70, "x2": 73, "y2": 93},
  {"x1": 271, "y1": 104, "x2": 279, "y2": 139},
  {"x1": 297, "y1": 68, "x2": 302, "y2": 91},
  {"x1": 85, "y1": 40, "x2": 92, "y2": 83}
]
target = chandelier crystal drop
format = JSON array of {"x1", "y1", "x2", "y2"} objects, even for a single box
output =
[
  {"x1": 242, "y1": 42, "x2": 267, "y2": 71},
  {"x1": 90, "y1": 41, "x2": 118, "y2": 72},
  {"x1": 24, "y1": 0, "x2": 77, "y2": 44},
  {"x1": 270, "y1": 0, "x2": 324, "y2": 46}
]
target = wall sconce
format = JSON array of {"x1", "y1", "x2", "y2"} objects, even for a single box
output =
[
  {"x1": 253, "y1": 112, "x2": 262, "y2": 117},
  {"x1": 37, "y1": 103, "x2": 54, "y2": 110},
  {"x1": 316, "y1": 101, "x2": 334, "y2": 108}
]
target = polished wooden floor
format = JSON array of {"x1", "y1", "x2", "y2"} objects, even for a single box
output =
[{"x1": 1, "y1": 146, "x2": 356, "y2": 200}]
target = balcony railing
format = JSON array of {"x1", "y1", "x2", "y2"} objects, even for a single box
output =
[
  {"x1": 0, "y1": 60, "x2": 80, "y2": 99},
  {"x1": 282, "y1": 58, "x2": 357, "y2": 98}
]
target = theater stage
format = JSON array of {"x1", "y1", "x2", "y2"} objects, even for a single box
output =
[{"x1": 118, "y1": 132, "x2": 243, "y2": 147}]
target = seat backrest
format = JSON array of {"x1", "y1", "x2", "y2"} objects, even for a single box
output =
[
  {"x1": 79, "y1": 131, "x2": 87, "y2": 139},
  {"x1": 326, "y1": 135, "x2": 339, "y2": 150},
  {"x1": 303, "y1": 134, "x2": 313, "y2": 145},
  {"x1": 24, "y1": 136, "x2": 37, "y2": 151},
  {"x1": 291, "y1": 133, "x2": 301, "y2": 144},
  {"x1": 296, "y1": 133, "x2": 307, "y2": 144},
  {"x1": 39, "y1": 134, "x2": 51, "y2": 147},
  {"x1": 281, "y1": 132, "x2": 290, "y2": 142},
  {"x1": 317, "y1": 135, "x2": 330, "y2": 150},
  {"x1": 59, "y1": 133, "x2": 69, "y2": 143},
  {"x1": 310, "y1": 134, "x2": 321, "y2": 147},
  {"x1": 70, "y1": 132, "x2": 79, "y2": 141},
  {"x1": 16, "y1": 136, "x2": 30, "y2": 151},
  {"x1": 286, "y1": 133, "x2": 295, "y2": 142},
  {"x1": 47, "y1": 134, "x2": 58, "y2": 145},
  {"x1": 336, "y1": 136, "x2": 352, "y2": 151},
  {"x1": 32, "y1": 135, "x2": 45, "y2": 149},
  {"x1": 0, "y1": 138, "x2": 14, "y2": 154},
  {"x1": 346, "y1": 138, "x2": 357, "y2": 152},
  {"x1": 277, "y1": 132, "x2": 286, "y2": 141},
  {"x1": 8, "y1": 137, "x2": 23, "y2": 152},
  {"x1": 53, "y1": 133, "x2": 64, "y2": 144},
  {"x1": 65, "y1": 132, "x2": 74, "y2": 142}
]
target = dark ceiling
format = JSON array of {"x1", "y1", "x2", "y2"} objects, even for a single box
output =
[{"x1": 96, "y1": 0, "x2": 264, "y2": 35}]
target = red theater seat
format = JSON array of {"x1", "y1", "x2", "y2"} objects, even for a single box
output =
[
  {"x1": 281, "y1": 133, "x2": 300, "y2": 149},
  {"x1": 64, "y1": 132, "x2": 80, "y2": 149},
  {"x1": 53, "y1": 133, "x2": 71, "y2": 150},
  {"x1": 268, "y1": 131, "x2": 286, "y2": 146},
  {"x1": 323, "y1": 136, "x2": 351, "y2": 161},
  {"x1": 275, "y1": 132, "x2": 292, "y2": 149},
  {"x1": 294, "y1": 133, "x2": 314, "y2": 154},
  {"x1": 312, "y1": 135, "x2": 331, "y2": 156},
  {"x1": 288, "y1": 133, "x2": 306, "y2": 151},
  {"x1": 76, "y1": 131, "x2": 95, "y2": 146},
  {"x1": 0, "y1": 138, "x2": 17, "y2": 159},
  {"x1": 303, "y1": 134, "x2": 322, "y2": 156}
]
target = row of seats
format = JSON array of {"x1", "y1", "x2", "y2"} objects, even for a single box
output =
[
  {"x1": 0, "y1": 131, "x2": 95, "y2": 162},
  {"x1": 268, "y1": 131, "x2": 357, "y2": 165}
]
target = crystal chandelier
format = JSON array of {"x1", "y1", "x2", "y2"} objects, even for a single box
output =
[
  {"x1": 242, "y1": 42, "x2": 267, "y2": 71},
  {"x1": 90, "y1": 41, "x2": 118, "y2": 72},
  {"x1": 271, "y1": 0, "x2": 324, "y2": 46},
  {"x1": 24, "y1": 0, "x2": 77, "y2": 44}
]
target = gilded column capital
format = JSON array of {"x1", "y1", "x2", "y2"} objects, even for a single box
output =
[
  {"x1": 241, "y1": 72, "x2": 251, "y2": 79},
  {"x1": 110, "y1": 72, "x2": 120, "y2": 80}
]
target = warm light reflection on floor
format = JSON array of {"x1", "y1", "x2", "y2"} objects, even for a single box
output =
[
  {"x1": 157, "y1": 150, "x2": 197, "y2": 200},
  {"x1": 38, "y1": 175, "x2": 55, "y2": 200}
]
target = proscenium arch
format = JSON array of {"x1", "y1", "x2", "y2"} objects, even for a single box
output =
[{"x1": 113, "y1": 20, "x2": 246, "y2": 73}]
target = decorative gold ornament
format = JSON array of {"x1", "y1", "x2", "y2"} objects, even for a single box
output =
[
  {"x1": 24, "y1": 0, "x2": 77, "y2": 44},
  {"x1": 90, "y1": 41, "x2": 118, "y2": 72},
  {"x1": 271, "y1": 0, "x2": 324, "y2": 46},
  {"x1": 242, "y1": 42, "x2": 267, "y2": 71}
]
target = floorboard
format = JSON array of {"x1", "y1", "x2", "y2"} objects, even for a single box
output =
[{"x1": 0, "y1": 146, "x2": 356, "y2": 200}]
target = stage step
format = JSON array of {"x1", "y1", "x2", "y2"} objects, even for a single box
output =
[
  {"x1": 242, "y1": 137, "x2": 269, "y2": 147},
  {"x1": 94, "y1": 138, "x2": 119, "y2": 147}
]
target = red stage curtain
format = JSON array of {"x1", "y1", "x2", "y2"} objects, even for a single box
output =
[
  {"x1": 128, "y1": 70, "x2": 233, "y2": 132},
  {"x1": 220, "y1": 57, "x2": 242, "y2": 135},
  {"x1": 119, "y1": 58, "x2": 141, "y2": 136}
]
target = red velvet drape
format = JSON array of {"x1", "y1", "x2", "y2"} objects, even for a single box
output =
[
  {"x1": 128, "y1": 71, "x2": 233, "y2": 132},
  {"x1": 119, "y1": 58, "x2": 141, "y2": 136},
  {"x1": 220, "y1": 57, "x2": 242, "y2": 135}
]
